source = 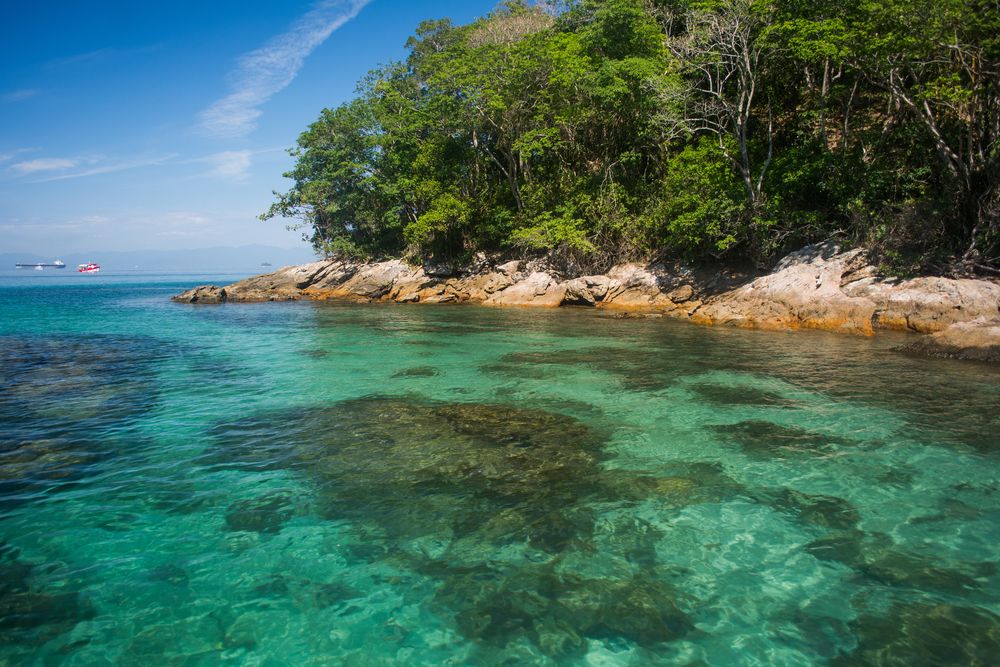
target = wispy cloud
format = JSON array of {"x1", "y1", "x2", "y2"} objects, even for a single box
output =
[
  {"x1": 31, "y1": 154, "x2": 177, "y2": 182},
  {"x1": 199, "y1": 0, "x2": 370, "y2": 139},
  {"x1": 0, "y1": 214, "x2": 108, "y2": 232},
  {"x1": 45, "y1": 45, "x2": 162, "y2": 70},
  {"x1": 0, "y1": 147, "x2": 38, "y2": 163},
  {"x1": 12, "y1": 157, "x2": 79, "y2": 174},
  {"x1": 2, "y1": 89, "x2": 39, "y2": 103},
  {"x1": 47, "y1": 48, "x2": 116, "y2": 68},
  {"x1": 206, "y1": 150, "x2": 252, "y2": 181}
]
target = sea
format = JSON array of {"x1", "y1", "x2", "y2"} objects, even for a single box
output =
[{"x1": 2, "y1": 270, "x2": 999, "y2": 666}]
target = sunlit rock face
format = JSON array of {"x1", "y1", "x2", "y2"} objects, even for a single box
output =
[{"x1": 171, "y1": 244, "x2": 1000, "y2": 363}]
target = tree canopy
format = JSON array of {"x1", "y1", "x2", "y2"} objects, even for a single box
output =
[{"x1": 263, "y1": 0, "x2": 1000, "y2": 275}]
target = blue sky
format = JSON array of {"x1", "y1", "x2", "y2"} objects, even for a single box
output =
[{"x1": 0, "y1": 0, "x2": 498, "y2": 254}]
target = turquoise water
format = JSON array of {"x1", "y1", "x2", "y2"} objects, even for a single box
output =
[{"x1": 2, "y1": 272, "x2": 1000, "y2": 666}]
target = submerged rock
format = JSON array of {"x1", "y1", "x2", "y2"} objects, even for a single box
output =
[
  {"x1": 497, "y1": 346, "x2": 682, "y2": 392},
  {"x1": 689, "y1": 383, "x2": 799, "y2": 408},
  {"x1": 0, "y1": 548, "x2": 94, "y2": 647},
  {"x1": 209, "y1": 396, "x2": 607, "y2": 548},
  {"x1": 205, "y1": 396, "x2": 713, "y2": 654},
  {"x1": 391, "y1": 365, "x2": 439, "y2": 378},
  {"x1": 434, "y1": 565, "x2": 693, "y2": 658},
  {"x1": 757, "y1": 488, "x2": 861, "y2": 531},
  {"x1": 224, "y1": 492, "x2": 295, "y2": 534},
  {"x1": 711, "y1": 420, "x2": 855, "y2": 458},
  {"x1": 805, "y1": 529, "x2": 994, "y2": 596},
  {"x1": 0, "y1": 335, "x2": 160, "y2": 507},
  {"x1": 835, "y1": 601, "x2": 1000, "y2": 666}
]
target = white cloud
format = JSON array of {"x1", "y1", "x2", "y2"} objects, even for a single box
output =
[
  {"x1": 11, "y1": 157, "x2": 78, "y2": 174},
  {"x1": 2, "y1": 89, "x2": 39, "y2": 103},
  {"x1": 199, "y1": 0, "x2": 370, "y2": 139},
  {"x1": 32, "y1": 154, "x2": 177, "y2": 182},
  {"x1": 206, "y1": 150, "x2": 252, "y2": 181},
  {"x1": 0, "y1": 147, "x2": 39, "y2": 163},
  {"x1": 161, "y1": 211, "x2": 213, "y2": 226}
]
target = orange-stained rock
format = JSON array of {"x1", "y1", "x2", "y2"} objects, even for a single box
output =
[
  {"x1": 897, "y1": 317, "x2": 1000, "y2": 362},
  {"x1": 484, "y1": 272, "x2": 566, "y2": 307},
  {"x1": 172, "y1": 245, "x2": 1000, "y2": 362},
  {"x1": 690, "y1": 244, "x2": 880, "y2": 334}
]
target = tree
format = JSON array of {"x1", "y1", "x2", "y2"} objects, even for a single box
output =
[{"x1": 662, "y1": 0, "x2": 776, "y2": 209}]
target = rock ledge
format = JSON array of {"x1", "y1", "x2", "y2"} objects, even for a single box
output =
[{"x1": 172, "y1": 244, "x2": 1000, "y2": 362}]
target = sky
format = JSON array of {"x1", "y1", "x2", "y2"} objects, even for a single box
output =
[{"x1": 0, "y1": 0, "x2": 498, "y2": 255}]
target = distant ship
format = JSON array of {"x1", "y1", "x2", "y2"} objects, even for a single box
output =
[
  {"x1": 15, "y1": 260, "x2": 66, "y2": 270},
  {"x1": 261, "y1": 262, "x2": 272, "y2": 267},
  {"x1": 78, "y1": 263, "x2": 100, "y2": 274}
]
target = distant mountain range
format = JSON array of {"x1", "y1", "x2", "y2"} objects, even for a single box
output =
[{"x1": 1, "y1": 245, "x2": 319, "y2": 272}]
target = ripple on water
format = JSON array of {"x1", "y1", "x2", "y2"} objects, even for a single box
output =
[
  {"x1": 0, "y1": 335, "x2": 162, "y2": 511},
  {"x1": 2, "y1": 289, "x2": 1000, "y2": 665}
]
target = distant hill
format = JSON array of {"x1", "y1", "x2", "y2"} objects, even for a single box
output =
[{"x1": 1, "y1": 245, "x2": 318, "y2": 272}]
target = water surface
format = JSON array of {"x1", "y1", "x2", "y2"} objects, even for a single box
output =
[{"x1": 2, "y1": 273, "x2": 999, "y2": 665}]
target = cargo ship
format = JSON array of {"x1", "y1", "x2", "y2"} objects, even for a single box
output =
[{"x1": 15, "y1": 260, "x2": 66, "y2": 270}]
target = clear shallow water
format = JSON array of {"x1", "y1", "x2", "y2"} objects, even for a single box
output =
[{"x1": 2, "y1": 274, "x2": 1000, "y2": 666}]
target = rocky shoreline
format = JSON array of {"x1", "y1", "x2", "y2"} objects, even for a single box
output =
[{"x1": 174, "y1": 243, "x2": 1000, "y2": 362}]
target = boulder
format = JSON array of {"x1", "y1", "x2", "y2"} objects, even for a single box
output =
[
  {"x1": 601, "y1": 264, "x2": 679, "y2": 310},
  {"x1": 561, "y1": 276, "x2": 613, "y2": 306},
  {"x1": 690, "y1": 244, "x2": 881, "y2": 334},
  {"x1": 691, "y1": 243, "x2": 1000, "y2": 338},
  {"x1": 460, "y1": 271, "x2": 515, "y2": 301},
  {"x1": 485, "y1": 272, "x2": 566, "y2": 307},
  {"x1": 898, "y1": 317, "x2": 1000, "y2": 362},
  {"x1": 317, "y1": 260, "x2": 415, "y2": 300},
  {"x1": 210, "y1": 261, "x2": 336, "y2": 302},
  {"x1": 848, "y1": 276, "x2": 1000, "y2": 333},
  {"x1": 423, "y1": 262, "x2": 455, "y2": 277},
  {"x1": 171, "y1": 285, "x2": 226, "y2": 304}
]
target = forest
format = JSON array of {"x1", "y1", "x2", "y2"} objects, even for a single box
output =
[{"x1": 262, "y1": 0, "x2": 999, "y2": 275}]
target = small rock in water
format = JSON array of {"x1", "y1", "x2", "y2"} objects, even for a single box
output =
[
  {"x1": 149, "y1": 563, "x2": 189, "y2": 587},
  {"x1": 391, "y1": 365, "x2": 439, "y2": 378},
  {"x1": 251, "y1": 574, "x2": 290, "y2": 598},
  {"x1": 757, "y1": 488, "x2": 861, "y2": 531},
  {"x1": 689, "y1": 383, "x2": 798, "y2": 408},
  {"x1": 312, "y1": 581, "x2": 362, "y2": 610},
  {"x1": 712, "y1": 420, "x2": 855, "y2": 458},
  {"x1": 224, "y1": 492, "x2": 294, "y2": 534}
]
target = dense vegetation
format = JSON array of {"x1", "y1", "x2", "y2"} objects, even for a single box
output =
[{"x1": 263, "y1": 0, "x2": 1000, "y2": 275}]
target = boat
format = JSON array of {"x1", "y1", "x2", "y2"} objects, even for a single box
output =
[
  {"x1": 78, "y1": 263, "x2": 100, "y2": 274},
  {"x1": 14, "y1": 260, "x2": 67, "y2": 270}
]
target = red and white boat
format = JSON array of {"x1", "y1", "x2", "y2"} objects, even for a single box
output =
[{"x1": 77, "y1": 263, "x2": 100, "y2": 274}]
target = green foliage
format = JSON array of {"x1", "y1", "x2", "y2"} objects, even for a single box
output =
[
  {"x1": 658, "y1": 138, "x2": 746, "y2": 256},
  {"x1": 263, "y1": 0, "x2": 1000, "y2": 274}
]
